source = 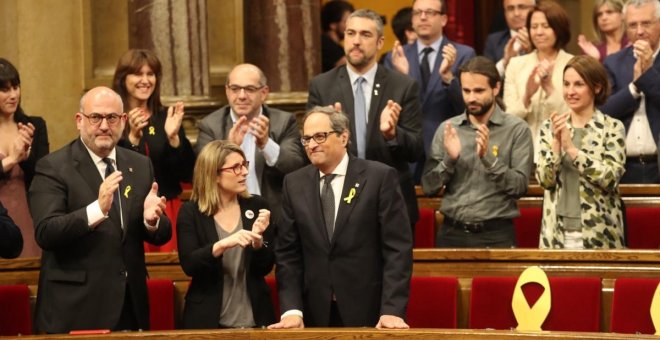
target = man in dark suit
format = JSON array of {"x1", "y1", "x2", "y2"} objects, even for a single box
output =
[
  {"x1": 29, "y1": 87, "x2": 172, "y2": 333},
  {"x1": 601, "y1": 0, "x2": 660, "y2": 183},
  {"x1": 308, "y1": 9, "x2": 423, "y2": 226},
  {"x1": 268, "y1": 106, "x2": 413, "y2": 329},
  {"x1": 0, "y1": 201, "x2": 22, "y2": 259},
  {"x1": 483, "y1": 0, "x2": 534, "y2": 77},
  {"x1": 196, "y1": 63, "x2": 306, "y2": 221},
  {"x1": 384, "y1": 0, "x2": 475, "y2": 181}
]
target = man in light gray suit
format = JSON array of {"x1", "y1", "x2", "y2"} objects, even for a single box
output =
[{"x1": 196, "y1": 64, "x2": 306, "y2": 220}]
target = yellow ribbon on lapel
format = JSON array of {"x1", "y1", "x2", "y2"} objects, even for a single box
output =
[
  {"x1": 123, "y1": 185, "x2": 131, "y2": 198},
  {"x1": 512, "y1": 266, "x2": 551, "y2": 332},
  {"x1": 343, "y1": 188, "x2": 356, "y2": 204},
  {"x1": 651, "y1": 282, "x2": 660, "y2": 335},
  {"x1": 148, "y1": 126, "x2": 155, "y2": 135}
]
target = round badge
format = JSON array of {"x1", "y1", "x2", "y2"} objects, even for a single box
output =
[{"x1": 245, "y1": 210, "x2": 255, "y2": 219}]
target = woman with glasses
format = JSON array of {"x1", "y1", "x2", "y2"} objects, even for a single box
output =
[
  {"x1": 177, "y1": 140, "x2": 275, "y2": 329},
  {"x1": 577, "y1": 0, "x2": 628, "y2": 63},
  {"x1": 112, "y1": 49, "x2": 195, "y2": 252},
  {"x1": 536, "y1": 55, "x2": 625, "y2": 249},
  {"x1": 0, "y1": 58, "x2": 49, "y2": 257},
  {"x1": 504, "y1": 1, "x2": 573, "y2": 161}
]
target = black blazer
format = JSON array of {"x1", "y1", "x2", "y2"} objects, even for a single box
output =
[
  {"x1": 307, "y1": 65, "x2": 423, "y2": 224},
  {"x1": 276, "y1": 156, "x2": 413, "y2": 327},
  {"x1": 0, "y1": 108, "x2": 49, "y2": 189},
  {"x1": 0, "y1": 200, "x2": 22, "y2": 259},
  {"x1": 29, "y1": 139, "x2": 172, "y2": 333},
  {"x1": 177, "y1": 196, "x2": 276, "y2": 328}
]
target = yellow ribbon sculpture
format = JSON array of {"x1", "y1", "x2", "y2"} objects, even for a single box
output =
[{"x1": 511, "y1": 266, "x2": 551, "y2": 331}]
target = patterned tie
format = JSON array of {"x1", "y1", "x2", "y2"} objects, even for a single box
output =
[
  {"x1": 354, "y1": 77, "x2": 367, "y2": 159},
  {"x1": 102, "y1": 158, "x2": 122, "y2": 229},
  {"x1": 420, "y1": 47, "x2": 433, "y2": 92},
  {"x1": 321, "y1": 174, "x2": 337, "y2": 241}
]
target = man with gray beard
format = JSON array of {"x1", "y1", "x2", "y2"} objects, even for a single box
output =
[{"x1": 422, "y1": 56, "x2": 533, "y2": 248}]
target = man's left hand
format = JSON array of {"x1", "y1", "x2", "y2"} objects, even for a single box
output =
[
  {"x1": 375, "y1": 315, "x2": 409, "y2": 329},
  {"x1": 249, "y1": 114, "x2": 270, "y2": 149},
  {"x1": 439, "y1": 44, "x2": 457, "y2": 84},
  {"x1": 144, "y1": 182, "x2": 166, "y2": 226},
  {"x1": 379, "y1": 100, "x2": 401, "y2": 140}
]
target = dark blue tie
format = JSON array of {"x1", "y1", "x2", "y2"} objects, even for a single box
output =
[{"x1": 420, "y1": 47, "x2": 433, "y2": 92}]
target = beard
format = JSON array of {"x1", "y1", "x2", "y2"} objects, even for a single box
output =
[{"x1": 466, "y1": 98, "x2": 494, "y2": 117}]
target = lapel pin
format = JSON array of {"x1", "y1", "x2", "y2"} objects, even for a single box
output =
[
  {"x1": 355, "y1": 183, "x2": 360, "y2": 187},
  {"x1": 245, "y1": 210, "x2": 255, "y2": 219},
  {"x1": 376, "y1": 83, "x2": 380, "y2": 88},
  {"x1": 123, "y1": 185, "x2": 131, "y2": 198},
  {"x1": 128, "y1": 167, "x2": 133, "y2": 173},
  {"x1": 492, "y1": 145, "x2": 499, "y2": 157},
  {"x1": 148, "y1": 126, "x2": 156, "y2": 135},
  {"x1": 374, "y1": 90, "x2": 379, "y2": 96},
  {"x1": 343, "y1": 187, "x2": 356, "y2": 204}
]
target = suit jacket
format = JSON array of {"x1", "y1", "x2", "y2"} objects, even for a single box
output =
[
  {"x1": 275, "y1": 156, "x2": 413, "y2": 327},
  {"x1": 0, "y1": 108, "x2": 49, "y2": 189},
  {"x1": 307, "y1": 65, "x2": 423, "y2": 223},
  {"x1": 29, "y1": 139, "x2": 172, "y2": 333},
  {"x1": 601, "y1": 46, "x2": 660, "y2": 145},
  {"x1": 177, "y1": 196, "x2": 276, "y2": 328},
  {"x1": 0, "y1": 200, "x2": 22, "y2": 259},
  {"x1": 483, "y1": 30, "x2": 511, "y2": 64},
  {"x1": 195, "y1": 105, "x2": 306, "y2": 222},
  {"x1": 383, "y1": 38, "x2": 476, "y2": 154}
]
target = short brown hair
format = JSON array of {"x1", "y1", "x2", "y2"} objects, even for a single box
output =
[
  {"x1": 112, "y1": 49, "x2": 163, "y2": 113},
  {"x1": 191, "y1": 141, "x2": 249, "y2": 216},
  {"x1": 563, "y1": 55, "x2": 611, "y2": 106},
  {"x1": 526, "y1": 1, "x2": 571, "y2": 50}
]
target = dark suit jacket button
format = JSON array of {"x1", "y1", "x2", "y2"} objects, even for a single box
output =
[{"x1": 120, "y1": 270, "x2": 127, "y2": 278}]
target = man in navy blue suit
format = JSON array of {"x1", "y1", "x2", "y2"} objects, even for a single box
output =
[
  {"x1": 601, "y1": 0, "x2": 660, "y2": 183},
  {"x1": 483, "y1": 0, "x2": 535, "y2": 78},
  {"x1": 384, "y1": 0, "x2": 475, "y2": 181}
]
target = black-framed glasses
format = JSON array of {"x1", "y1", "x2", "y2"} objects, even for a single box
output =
[
  {"x1": 226, "y1": 84, "x2": 265, "y2": 94},
  {"x1": 218, "y1": 161, "x2": 250, "y2": 175},
  {"x1": 81, "y1": 112, "x2": 124, "y2": 125},
  {"x1": 301, "y1": 131, "x2": 339, "y2": 146},
  {"x1": 504, "y1": 4, "x2": 532, "y2": 12},
  {"x1": 412, "y1": 9, "x2": 444, "y2": 17}
]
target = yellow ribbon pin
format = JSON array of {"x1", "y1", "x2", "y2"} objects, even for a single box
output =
[
  {"x1": 123, "y1": 185, "x2": 131, "y2": 198},
  {"x1": 492, "y1": 145, "x2": 499, "y2": 157},
  {"x1": 148, "y1": 126, "x2": 155, "y2": 135},
  {"x1": 343, "y1": 188, "x2": 356, "y2": 204}
]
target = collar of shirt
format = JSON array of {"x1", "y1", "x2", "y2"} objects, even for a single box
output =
[
  {"x1": 318, "y1": 152, "x2": 349, "y2": 216},
  {"x1": 80, "y1": 137, "x2": 117, "y2": 179},
  {"x1": 319, "y1": 152, "x2": 349, "y2": 179},
  {"x1": 416, "y1": 36, "x2": 444, "y2": 63},
  {"x1": 456, "y1": 105, "x2": 506, "y2": 127},
  {"x1": 229, "y1": 106, "x2": 264, "y2": 123},
  {"x1": 346, "y1": 62, "x2": 378, "y2": 88}
]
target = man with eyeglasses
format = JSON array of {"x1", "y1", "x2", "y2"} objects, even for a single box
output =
[
  {"x1": 601, "y1": 0, "x2": 660, "y2": 183},
  {"x1": 269, "y1": 106, "x2": 412, "y2": 329},
  {"x1": 196, "y1": 64, "x2": 306, "y2": 221},
  {"x1": 384, "y1": 0, "x2": 475, "y2": 183},
  {"x1": 28, "y1": 86, "x2": 172, "y2": 333},
  {"x1": 308, "y1": 9, "x2": 423, "y2": 231},
  {"x1": 483, "y1": 0, "x2": 535, "y2": 78}
]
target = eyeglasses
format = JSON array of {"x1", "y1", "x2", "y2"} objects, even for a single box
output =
[
  {"x1": 505, "y1": 4, "x2": 532, "y2": 13},
  {"x1": 81, "y1": 113, "x2": 124, "y2": 125},
  {"x1": 218, "y1": 161, "x2": 249, "y2": 175},
  {"x1": 226, "y1": 84, "x2": 265, "y2": 94},
  {"x1": 301, "y1": 131, "x2": 339, "y2": 146},
  {"x1": 627, "y1": 20, "x2": 657, "y2": 31},
  {"x1": 412, "y1": 9, "x2": 444, "y2": 17}
]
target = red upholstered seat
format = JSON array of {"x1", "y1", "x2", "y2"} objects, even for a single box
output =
[
  {"x1": 415, "y1": 208, "x2": 436, "y2": 248},
  {"x1": 625, "y1": 207, "x2": 660, "y2": 249},
  {"x1": 147, "y1": 279, "x2": 175, "y2": 330},
  {"x1": 0, "y1": 284, "x2": 32, "y2": 336},
  {"x1": 266, "y1": 276, "x2": 280, "y2": 320},
  {"x1": 513, "y1": 207, "x2": 542, "y2": 248},
  {"x1": 407, "y1": 276, "x2": 458, "y2": 328},
  {"x1": 470, "y1": 276, "x2": 601, "y2": 332},
  {"x1": 610, "y1": 278, "x2": 660, "y2": 334}
]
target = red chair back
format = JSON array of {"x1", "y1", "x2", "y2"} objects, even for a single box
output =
[
  {"x1": 415, "y1": 208, "x2": 436, "y2": 248},
  {"x1": 626, "y1": 207, "x2": 660, "y2": 249},
  {"x1": 610, "y1": 278, "x2": 660, "y2": 334},
  {"x1": 0, "y1": 284, "x2": 32, "y2": 335},
  {"x1": 407, "y1": 276, "x2": 458, "y2": 328},
  {"x1": 147, "y1": 279, "x2": 175, "y2": 330},
  {"x1": 470, "y1": 276, "x2": 601, "y2": 332},
  {"x1": 513, "y1": 207, "x2": 542, "y2": 248},
  {"x1": 266, "y1": 276, "x2": 280, "y2": 320}
]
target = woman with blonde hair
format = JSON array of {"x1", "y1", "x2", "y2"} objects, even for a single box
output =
[
  {"x1": 177, "y1": 140, "x2": 275, "y2": 328},
  {"x1": 578, "y1": 0, "x2": 628, "y2": 63}
]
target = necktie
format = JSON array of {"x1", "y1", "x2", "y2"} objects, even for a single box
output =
[
  {"x1": 102, "y1": 158, "x2": 122, "y2": 228},
  {"x1": 321, "y1": 174, "x2": 337, "y2": 241},
  {"x1": 354, "y1": 77, "x2": 367, "y2": 159},
  {"x1": 420, "y1": 47, "x2": 433, "y2": 92}
]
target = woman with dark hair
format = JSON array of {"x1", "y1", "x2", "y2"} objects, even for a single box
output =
[
  {"x1": 504, "y1": 1, "x2": 573, "y2": 161},
  {"x1": 537, "y1": 55, "x2": 626, "y2": 249},
  {"x1": 0, "y1": 58, "x2": 49, "y2": 257},
  {"x1": 112, "y1": 49, "x2": 195, "y2": 252},
  {"x1": 578, "y1": 0, "x2": 628, "y2": 63},
  {"x1": 177, "y1": 140, "x2": 275, "y2": 329}
]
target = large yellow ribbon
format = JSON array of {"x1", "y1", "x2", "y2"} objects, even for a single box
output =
[
  {"x1": 651, "y1": 282, "x2": 660, "y2": 335},
  {"x1": 512, "y1": 266, "x2": 551, "y2": 331}
]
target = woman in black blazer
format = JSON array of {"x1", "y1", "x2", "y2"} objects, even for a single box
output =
[{"x1": 177, "y1": 140, "x2": 276, "y2": 328}]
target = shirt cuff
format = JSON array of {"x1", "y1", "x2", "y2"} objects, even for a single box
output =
[
  {"x1": 260, "y1": 138, "x2": 280, "y2": 167},
  {"x1": 629, "y1": 83, "x2": 642, "y2": 99},
  {"x1": 144, "y1": 218, "x2": 160, "y2": 232},
  {"x1": 86, "y1": 200, "x2": 107, "y2": 228},
  {"x1": 281, "y1": 309, "x2": 303, "y2": 320},
  {"x1": 496, "y1": 59, "x2": 506, "y2": 78}
]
